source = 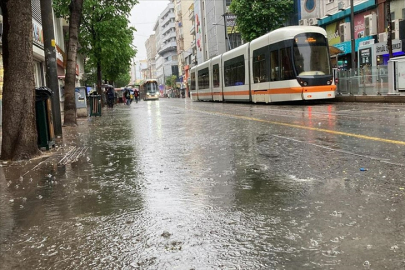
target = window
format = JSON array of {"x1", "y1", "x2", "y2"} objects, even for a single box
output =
[
  {"x1": 293, "y1": 33, "x2": 331, "y2": 76},
  {"x1": 190, "y1": 72, "x2": 196, "y2": 90},
  {"x1": 280, "y1": 48, "x2": 294, "y2": 80},
  {"x1": 224, "y1": 55, "x2": 245, "y2": 86},
  {"x1": 253, "y1": 50, "x2": 268, "y2": 83},
  {"x1": 213, "y1": 64, "x2": 220, "y2": 88},
  {"x1": 198, "y1": 68, "x2": 209, "y2": 89},
  {"x1": 270, "y1": 50, "x2": 279, "y2": 81}
]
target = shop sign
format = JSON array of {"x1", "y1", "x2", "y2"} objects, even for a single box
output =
[
  {"x1": 326, "y1": 21, "x2": 341, "y2": 46},
  {"x1": 56, "y1": 45, "x2": 65, "y2": 68},
  {"x1": 331, "y1": 36, "x2": 373, "y2": 55},
  {"x1": 376, "y1": 40, "x2": 403, "y2": 56},
  {"x1": 32, "y1": 19, "x2": 44, "y2": 48},
  {"x1": 359, "y1": 39, "x2": 375, "y2": 47}
]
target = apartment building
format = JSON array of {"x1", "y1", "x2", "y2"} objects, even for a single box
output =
[
  {"x1": 155, "y1": 1, "x2": 178, "y2": 86},
  {"x1": 300, "y1": 0, "x2": 405, "y2": 69},
  {"x1": 145, "y1": 34, "x2": 157, "y2": 80}
]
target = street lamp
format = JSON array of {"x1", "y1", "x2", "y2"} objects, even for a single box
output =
[{"x1": 213, "y1": 22, "x2": 231, "y2": 51}]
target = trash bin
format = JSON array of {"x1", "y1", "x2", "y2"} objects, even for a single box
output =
[
  {"x1": 89, "y1": 94, "x2": 102, "y2": 116},
  {"x1": 35, "y1": 87, "x2": 55, "y2": 150}
]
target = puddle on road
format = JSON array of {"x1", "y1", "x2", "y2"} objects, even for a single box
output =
[{"x1": 1, "y1": 104, "x2": 405, "y2": 269}]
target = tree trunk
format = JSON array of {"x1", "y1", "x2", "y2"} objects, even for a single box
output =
[
  {"x1": 96, "y1": 61, "x2": 102, "y2": 95},
  {"x1": 96, "y1": 61, "x2": 105, "y2": 106},
  {"x1": 0, "y1": 0, "x2": 41, "y2": 160},
  {"x1": 386, "y1": 0, "x2": 393, "y2": 58},
  {"x1": 63, "y1": 0, "x2": 84, "y2": 126}
]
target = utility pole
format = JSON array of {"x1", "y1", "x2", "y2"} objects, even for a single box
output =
[
  {"x1": 386, "y1": 0, "x2": 393, "y2": 58},
  {"x1": 350, "y1": 0, "x2": 356, "y2": 69},
  {"x1": 222, "y1": 13, "x2": 231, "y2": 51},
  {"x1": 40, "y1": 0, "x2": 62, "y2": 136}
]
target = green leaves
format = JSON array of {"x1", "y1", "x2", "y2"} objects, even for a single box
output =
[
  {"x1": 54, "y1": 0, "x2": 138, "y2": 85},
  {"x1": 230, "y1": 0, "x2": 294, "y2": 42}
]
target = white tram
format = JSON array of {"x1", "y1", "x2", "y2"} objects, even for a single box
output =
[
  {"x1": 141, "y1": 79, "x2": 159, "y2": 101},
  {"x1": 190, "y1": 26, "x2": 336, "y2": 103}
]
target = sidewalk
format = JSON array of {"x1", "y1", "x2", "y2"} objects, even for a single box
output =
[{"x1": 333, "y1": 94, "x2": 405, "y2": 103}]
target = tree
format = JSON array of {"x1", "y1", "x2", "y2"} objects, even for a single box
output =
[
  {"x1": 0, "y1": 0, "x2": 41, "y2": 160},
  {"x1": 79, "y1": 0, "x2": 137, "y2": 96},
  {"x1": 114, "y1": 73, "x2": 131, "y2": 88},
  {"x1": 53, "y1": 0, "x2": 84, "y2": 126},
  {"x1": 229, "y1": 0, "x2": 294, "y2": 42},
  {"x1": 54, "y1": 0, "x2": 136, "y2": 122},
  {"x1": 64, "y1": 0, "x2": 84, "y2": 126},
  {"x1": 165, "y1": 75, "x2": 177, "y2": 89}
]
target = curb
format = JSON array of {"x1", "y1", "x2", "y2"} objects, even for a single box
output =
[{"x1": 333, "y1": 95, "x2": 405, "y2": 103}]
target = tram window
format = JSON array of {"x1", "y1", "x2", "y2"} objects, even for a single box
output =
[
  {"x1": 198, "y1": 68, "x2": 209, "y2": 89},
  {"x1": 224, "y1": 68, "x2": 230, "y2": 87},
  {"x1": 270, "y1": 50, "x2": 279, "y2": 81},
  {"x1": 224, "y1": 55, "x2": 245, "y2": 86},
  {"x1": 190, "y1": 72, "x2": 196, "y2": 90},
  {"x1": 213, "y1": 64, "x2": 220, "y2": 88},
  {"x1": 253, "y1": 53, "x2": 267, "y2": 83},
  {"x1": 281, "y1": 48, "x2": 294, "y2": 80},
  {"x1": 235, "y1": 61, "x2": 245, "y2": 85}
]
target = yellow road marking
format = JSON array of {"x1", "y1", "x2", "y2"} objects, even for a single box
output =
[{"x1": 201, "y1": 110, "x2": 405, "y2": 146}]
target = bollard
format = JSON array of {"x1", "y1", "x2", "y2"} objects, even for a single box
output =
[
  {"x1": 362, "y1": 68, "x2": 367, "y2": 95},
  {"x1": 377, "y1": 66, "x2": 381, "y2": 95}
]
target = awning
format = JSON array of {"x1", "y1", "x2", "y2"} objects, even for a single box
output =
[{"x1": 329, "y1": 46, "x2": 344, "y2": 56}]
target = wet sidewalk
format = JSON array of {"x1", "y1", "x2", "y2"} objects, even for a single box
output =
[{"x1": 0, "y1": 106, "x2": 138, "y2": 268}]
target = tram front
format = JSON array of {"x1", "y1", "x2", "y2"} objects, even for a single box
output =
[{"x1": 293, "y1": 32, "x2": 336, "y2": 100}]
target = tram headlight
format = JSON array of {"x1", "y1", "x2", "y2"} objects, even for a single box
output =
[
  {"x1": 327, "y1": 80, "x2": 331, "y2": 85},
  {"x1": 299, "y1": 79, "x2": 308, "y2": 86}
]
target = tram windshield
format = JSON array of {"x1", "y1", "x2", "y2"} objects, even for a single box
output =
[
  {"x1": 293, "y1": 33, "x2": 331, "y2": 76},
  {"x1": 145, "y1": 81, "x2": 158, "y2": 93}
]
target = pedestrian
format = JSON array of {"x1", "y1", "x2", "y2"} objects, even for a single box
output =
[
  {"x1": 106, "y1": 87, "x2": 115, "y2": 109},
  {"x1": 134, "y1": 89, "x2": 139, "y2": 103},
  {"x1": 130, "y1": 90, "x2": 134, "y2": 104},
  {"x1": 124, "y1": 88, "x2": 131, "y2": 105}
]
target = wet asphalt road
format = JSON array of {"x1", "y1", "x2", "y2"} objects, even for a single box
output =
[{"x1": 1, "y1": 98, "x2": 405, "y2": 269}]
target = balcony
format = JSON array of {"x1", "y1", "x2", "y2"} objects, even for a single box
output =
[
  {"x1": 162, "y1": 22, "x2": 176, "y2": 33},
  {"x1": 158, "y1": 41, "x2": 177, "y2": 56},
  {"x1": 162, "y1": 31, "x2": 177, "y2": 42},
  {"x1": 189, "y1": 10, "x2": 195, "y2": 21},
  {"x1": 190, "y1": 25, "x2": 195, "y2": 35},
  {"x1": 161, "y1": 15, "x2": 174, "y2": 27}
]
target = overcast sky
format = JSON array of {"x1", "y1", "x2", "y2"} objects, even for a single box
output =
[{"x1": 130, "y1": 0, "x2": 170, "y2": 61}]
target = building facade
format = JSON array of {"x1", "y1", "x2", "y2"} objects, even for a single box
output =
[
  {"x1": 299, "y1": 0, "x2": 405, "y2": 69},
  {"x1": 155, "y1": 1, "x2": 178, "y2": 86},
  {"x1": 174, "y1": 0, "x2": 195, "y2": 96},
  {"x1": 145, "y1": 34, "x2": 157, "y2": 80}
]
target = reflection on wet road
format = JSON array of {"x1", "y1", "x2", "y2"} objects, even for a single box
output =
[{"x1": 1, "y1": 99, "x2": 405, "y2": 269}]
